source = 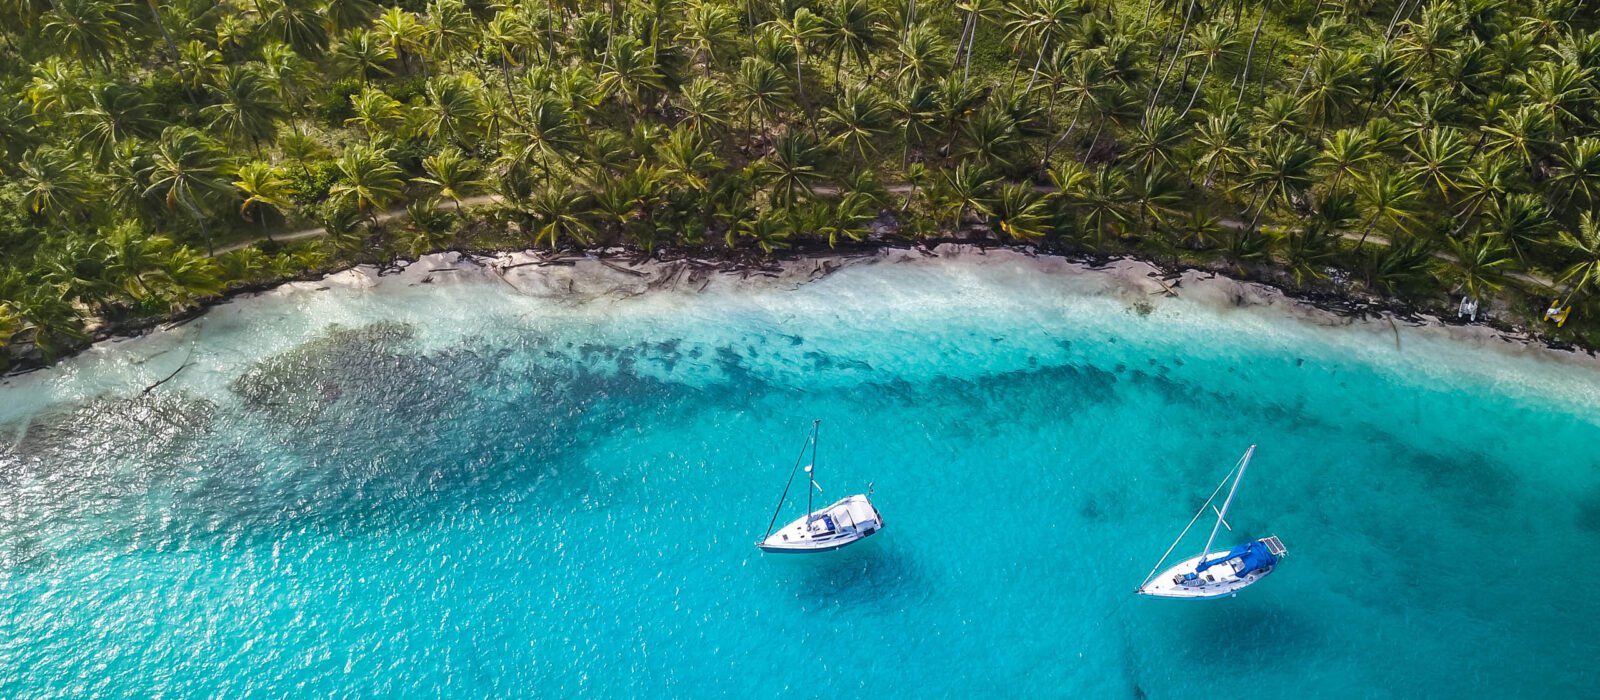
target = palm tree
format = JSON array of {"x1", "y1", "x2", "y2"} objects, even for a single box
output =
[
  {"x1": 1365, "y1": 237, "x2": 1435, "y2": 296},
  {"x1": 1484, "y1": 193, "x2": 1550, "y2": 263},
  {"x1": 1317, "y1": 128, "x2": 1378, "y2": 193},
  {"x1": 1179, "y1": 22, "x2": 1236, "y2": 117},
  {"x1": 734, "y1": 58, "x2": 792, "y2": 135},
  {"x1": 40, "y1": 0, "x2": 127, "y2": 69},
  {"x1": 68, "y1": 81, "x2": 160, "y2": 165},
  {"x1": 938, "y1": 160, "x2": 997, "y2": 234},
  {"x1": 1405, "y1": 126, "x2": 1469, "y2": 199},
  {"x1": 16, "y1": 148, "x2": 93, "y2": 225},
  {"x1": 990, "y1": 182, "x2": 1049, "y2": 241},
  {"x1": 821, "y1": 0, "x2": 886, "y2": 80},
  {"x1": 527, "y1": 185, "x2": 595, "y2": 248},
  {"x1": 260, "y1": 0, "x2": 330, "y2": 58},
  {"x1": 598, "y1": 35, "x2": 667, "y2": 113},
  {"x1": 201, "y1": 64, "x2": 287, "y2": 150},
  {"x1": 142, "y1": 127, "x2": 233, "y2": 254},
  {"x1": 1190, "y1": 110, "x2": 1247, "y2": 190},
  {"x1": 684, "y1": 0, "x2": 740, "y2": 74},
  {"x1": 1518, "y1": 60, "x2": 1594, "y2": 130},
  {"x1": 896, "y1": 22, "x2": 952, "y2": 85},
  {"x1": 1127, "y1": 167, "x2": 1184, "y2": 232},
  {"x1": 1555, "y1": 213, "x2": 1600, "y2": 308},
  {"x1": 1482, "y1": 105, "x2": 1551, "y2": 171},
  {"x1": 823, "y1": 85, "x2": 890, "y2": 164},
  {"x1": 415, "y1": 147, "x2": 486, "y2": 208},
  {"x1": 7, "y1": 284, "x2": 85, "y2": 361},
  {"x1": 1553, "y1": 136, "x2": 1600, "y2": 210},
  {"x1": 1077, "y1": 165, "x2": 1130, "y2": 250},
  {"x1": 1351, "y1": 169, "x2": 1421, "y2": 252},
  {"x1": 960, "y1": 104, "x2": 1022, "y2": 172},
  {"x1": 658, "y1": 126, "x2": 724, "y2": 191},
  {"x1": 1236, "y1": 133, "x2": 1316, "y2": 229},
  {"x1": 733, "y1": 210, "x2": 792, "y2": 254},
  {"x1": 423, "y1": 75, "x2": 484, "y2": 145},
  {"x1": 233, "y1": 161, "x2": 296, "y2": 238},
  {"x1": 1444, "y1": 228, "x2": 1512, "y2": 304},
  {"x1": 760, "y1": 131, "x2": 826, "y2": 206},
  {"x1": 1124, "y1": 106, "x2": 1185, "y2": 176},
  {"x1": 346, "y1": 86, "x2": 406, "y2": 146},
  {"x1": 334, "y1": 28, "x2": 397, "y2": 84},
  {"x1": 765, "y1": 8, "x2": 825, "y2": 118},
  {"x1": 328, "y1": 146, "x2": 406, "y2": 223},
  {"x1": 891, "y1": 77, "x2": 938, "y2": 166},
  {"x1": 675, "y1": 77, "x2": 731, "y2": 138}
]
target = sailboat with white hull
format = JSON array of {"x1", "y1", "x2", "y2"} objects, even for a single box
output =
[
  {"x1": 757, "y1": 420, "x2": 884, "y2": 554},
  {"x1": 1138, "y1": 445, "x2": 1287, "y2": 599}
]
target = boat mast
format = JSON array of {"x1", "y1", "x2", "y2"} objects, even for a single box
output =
[
  {"x1": 1199, "y1": 444, "x2": 1255, "y2": 561},
  {"x1": 763, "y1": 420, "x2": 819, "y2": 540},
  {"x1": 805, "y1": 419, "x2": 819, "y2": 520}
]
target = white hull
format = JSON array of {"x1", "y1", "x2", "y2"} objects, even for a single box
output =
[
  {"x1": 1138, "y1": 538, "x2": 1283, "y2": 599},
  {"x1": 758, "y1": 495, "x2": 884, "y2": 553}
]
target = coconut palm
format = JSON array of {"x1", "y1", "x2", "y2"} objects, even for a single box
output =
[
  {"x1": 1483, "y1": 105, "x2": 1551, "y2": 171},
  {"x1": 68, "y1": 81, "x2": 160, "y2": 164},
  {"x1": 233, "y1": 161, "x2": 296, "y2": 237},
  {"x1": 40, "y1": 0, "x2": 127, "y2": 69},
  {"x1": 260, "y1": 0, "x2": 330, "y2": 58},
  {"x1": 896, "y1": 22, "x2": 951, "y2": 85},
  {"x1": 202, "y1": 64, "x2": 287, "y2": 150},
  {"x1": 328, "y1": 146, "x2": 406, "y2": 222},
  {"x1": 346, "y1": 86, "x2": 406, "y2": 145},
  {"x1": 1236, "y1": 133, "x2": 1316, "y2": 229},
  {"x1": 658, "y1": 126, "x2": 724, "y2": 191},
  {"x1": 1484, "y1": 193, "x2": 1551, "y2": 263},
  {"x1": 1352, "y1": 169, "x2": 1422, "y2": 252},
  {"x1": 142, "y1": 127, "x2": 233, "y2": 253},
  {"x1": 1555, "y1": 213, "x2": 1600, "y2": 306},
  {"x1": 1077, "y1": 165, "x2": 1130, "y2": 250},
  {"x1": 820, "y1": 0, "x2": 886, "y2": 79},
  {"x1": 735, "y1": 59, "x2": 793, "y2": 134},
  {"x1": 823, "y1": 85, "x2": 890, "y2": 164},
  {"x1": 1405, "y1": 127, "x2": 1469, "y2": 199},
  {"x1": 938, "y1": 160, "x2": 997, "y2": 234},
  {"x1": 373, "y1": 7, "x2": 429, "y2": 74},
  {"x1": 422, "y1": 75, "x2": 484, "y2": 145},
  {"x1": 599, "y1": 35, "x2": 668, "y2": 113},
  {"x1": 16, "y1": 148, "x2": 93, "y2": 225},
  {"x1": 1552, "y1": 136, "x2": 1600, "y2": 209},
  {"x1": 760, "y1": 131, "x2": 826, "y2": 206},
  {"x1": 527, "y1": 185, "x2": 595, "y2": 248},
  {"x1": 990, "y1": 182, "x2": 1049, "y2": 241},
  {"x1": 415, "y1": 147, "x2": 486, "y2": 208},
  {"x1": 1444, "y1": 228, "x2": 1513, "y2": 303},
  {"x1": 683, "y1": 0, "x2": 740, "y2": 74},
  {"x1": 334, "y1": 28, "x2": 397, "y2": 84}
]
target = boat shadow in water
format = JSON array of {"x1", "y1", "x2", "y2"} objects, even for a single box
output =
[
  {"x1": 773, "y1": 543, "x2": 925, "y2": 610},
  {"x1": 1168, "y1": 598, "x2": 1321, "y2": 665}
]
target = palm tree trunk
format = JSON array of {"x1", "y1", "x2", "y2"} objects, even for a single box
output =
[
  {"x1": 1149, "y1": 1, "x2": 1197, "y2": 115},
  {"x1": 1180, "y1": 58, "x2": 1213, "y2": 118},
  {"x1": 1233, "y1": 0, "x2": 1272, "y2": 104}
]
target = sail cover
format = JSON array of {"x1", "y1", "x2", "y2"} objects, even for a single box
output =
[{"x1": 1196, "y1": 541, "x2": 1276, "y2": 575}]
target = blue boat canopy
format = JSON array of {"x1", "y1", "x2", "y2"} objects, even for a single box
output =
[{"x1": 1195, "y1": 541, "x2": 1276, "y2": 576}]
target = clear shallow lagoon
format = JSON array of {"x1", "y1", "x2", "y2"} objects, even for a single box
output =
[{"x1": 2, "y1": 254, "x2": 1598, "y2": 697}]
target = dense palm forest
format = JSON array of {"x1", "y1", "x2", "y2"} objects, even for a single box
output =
[{"x1": 2, "y1": 0, "x2": 1599, "y2": 366}]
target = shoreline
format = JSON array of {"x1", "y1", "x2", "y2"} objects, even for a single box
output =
[{"x1": 4, "y1": 241, "x2": 1596, "y2": 380}]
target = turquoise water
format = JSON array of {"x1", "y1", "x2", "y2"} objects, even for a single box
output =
[{"x1": 2, "y1": 253, "x2": 1598, "y2": 697}]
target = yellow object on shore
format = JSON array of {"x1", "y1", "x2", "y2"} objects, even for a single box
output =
[{"x1": 1545, "y1": 299, "x2": 1572, "y2": 327}]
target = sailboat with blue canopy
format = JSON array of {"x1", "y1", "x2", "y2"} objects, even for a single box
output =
[{"x1": 1137, "y1": 445, "x2": 1287, "y2": 599}]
